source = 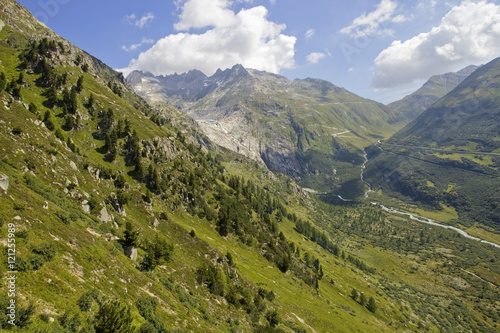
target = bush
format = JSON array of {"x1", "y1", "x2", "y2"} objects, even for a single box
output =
[
  {"x1": 140, "y1": 322, "x2": 157, "y2": 333},
  {"x1": 59, "y1": 310, "x2": 81, "y2": 332},
  {"x1": 77, "y1": 289, "x2": 99, "y2": 312},
  {"x1": 12, "y1": 126, "x2": 22, "y2": 135},
  {"x1": 94, "y1": 299, "x2": 135, "y2": 333},
  {"x1": 265, "y1": 310, "x2": 281, "y2": 328},
  {"x1": 32, "y1": 242, "x2": 56, "y2": 262},
  {"x1": 135, "y1": 295, "x2": 158, "y2": 321},
  {"x1": 9, "y1": 302, "x2": 35, "y2": 328}
]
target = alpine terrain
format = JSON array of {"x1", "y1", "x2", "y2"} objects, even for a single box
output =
[
  {"x1": 366, "y1": 57, "x2": 500, "y2": 231},
  {"x1": 0, "y1": 1, "x2": 499, "y2": 333},
  {"x1": 388, "y1": 65, "x2": 478, "y2": 121},
  {"x1": 127, "y1": 67, "x2": 403, "y2": 199}
]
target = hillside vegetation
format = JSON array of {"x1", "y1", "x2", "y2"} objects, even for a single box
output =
[
  {"x1": 366, "y1": 57, "x2": 500, "y2": 231},
  {"x1": 0, "y1": 1, "x2": 499, "y2": 332}
]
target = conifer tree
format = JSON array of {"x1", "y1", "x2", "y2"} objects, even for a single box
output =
[
  {"x1": 0, "y1": 72, "x2": 6, "y2": 91},
  {"x1": 367, "y1": 296, "x2": 377, "y2": 313},
  {"x1": 123, "y1": 221, "x2": 139, "y2": 248}
]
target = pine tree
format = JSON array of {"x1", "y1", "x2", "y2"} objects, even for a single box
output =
[
  {"x1": 43, "y1": 111, "x2": 55, "y2": 131},
  {"x1": 63, "y1": 114, "x2": 74, "y2": 131},
  {"x1": 44, "y1": 86, "x2": 58, "y2": 107},
  {"x1": 367, "y1": 296, "x2": 377, "y2": 313},
  {"x1": 87, "y1": 93, "x2": 94, "y2": 110},
  {"x1": 0, "y1": 72, "x2": 6, "y2": 91},
  {"x1": 360, "y1": 293, "x2": 367, "y2": 306},
  {"x1": 123, "y1": 221, "x2": 139, "y2": 248},
  {"x1": 76, "y1": 75, "x2": 83, "y2": 92},
  {"x1": 351, "y1": 288, "x2": 358, "y2": 301}
]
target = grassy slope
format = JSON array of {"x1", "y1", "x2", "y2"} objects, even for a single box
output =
[{"x1": 0, "y1": 1, "x2": 499, "y2": 332}]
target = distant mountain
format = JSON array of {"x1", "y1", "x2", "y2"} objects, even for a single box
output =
[
  {"x1": 391, "y1": 58, "x2": 500, "y2": 150},
  {"x1": 388, "y1": 65, "x2": 478, "y2": 121},
  {"x1": 128, "y1": 66, "x2": 403, "y2": 197},
  {"x1": 366, "y1": 57, "x2": 500, "y2": 230}
]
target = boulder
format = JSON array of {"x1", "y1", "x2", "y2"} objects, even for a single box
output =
[
  {"x1": 124, "y1": 247, "x2": 138, "y2": 261},
  {"x1": 0, "y1": 173, "x2": 9, "y2": 193},
  {"x1": 81, "y1": 200, "x2": 90, "y2": 213},
  {"x1": 98, "y1": 205, "x2": 112, "y2": 223}
]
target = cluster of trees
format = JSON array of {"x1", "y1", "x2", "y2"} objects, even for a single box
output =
[
  {"x1": 295, "y1": 219, "x2": 340, "y2": 255},
  {"x1": 94, "y1": 107, "x2": 133, "y2": 161},
  {"x1": 140, "y1": 235, "x2": 174, "y2": 271},
  {"x1": 196, "y1": 260, "x2": 283, "y2": 328},
  {"x1": 350, "y1": 289, "x2": 377, "y2": 313},
  {"x1": 107, "y1": 81, "x2": 123, "y2": 97}
]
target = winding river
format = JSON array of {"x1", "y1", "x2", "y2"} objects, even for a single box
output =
[
  {"x1": 372, "y1": 203, "x2": 500, "y2": 249},
  {"x1": 331, "y1": 148, "x2": 500, "y2": 249}
]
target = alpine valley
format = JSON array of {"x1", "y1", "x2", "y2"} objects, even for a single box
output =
[{"x1": 0, "y1": 1, "x2": 500, "y2": 333}]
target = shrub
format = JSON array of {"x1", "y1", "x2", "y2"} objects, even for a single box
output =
[
  {"x1": 59, "y1": 310, "x2": 81, "y2": 332},
  {"x1": 94, "y1": 299, "x2": 134, "y2": 333},
  {"x1": 135, "y1": 295, "x2": 158, "y2": 321},
  {"x1": 77, "y1": 289, "x2": 99, "y2": 312}
]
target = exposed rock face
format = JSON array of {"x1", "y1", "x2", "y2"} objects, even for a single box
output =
[
  {"x1": 99, "y1": 205, "x2": 112, "y2": 223},
  {"x1": 124, "y1": 247, "x2": 138, "y2": 261},
  {"x1": 127, "y1": 64, "x2": 399, "y2": 185},
  {"x1": 109, "y1": 193, "x2": 126, "y2": 216},
  {"x1": 0, "y1": 173, "x2": 9, "y2": 193},
  {"x1": 261, "y1": 146, "x2": 301, "y2": 177}
]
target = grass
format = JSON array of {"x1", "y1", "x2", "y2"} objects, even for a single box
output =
[
  {"x1": 464, "y1": 224, "x2": 500, "y2": 245},
  {"x1": 411, "y1": 203, "x2": 459, "y2": 223},
  {"x1": 433, "y1": 152, "x2": 493, "y2": 166}
]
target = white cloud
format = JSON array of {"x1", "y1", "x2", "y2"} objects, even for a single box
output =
[
  {"x1": 391, "y1": 14, "x2": 406, "y2": 23},
  {"x1": 373, "y1": 0, "x2": 500, "y2": 88},
  {"x1": 174, "y1": 0, "x2": 235, "y2": 30},
  {"x1": 120, "y1": 0, "x2": 296, "y2": 77},
  {"x1": 305, "y1": 28, "x2": 315, "y2": 39},
  {"x1": 307, "y1": 52, "x2": 326, "y2": 64},
  {"x1": 340, "y1": 0, "x2": 405, "y2": 37},
  {"x1": 136, "y1": 13, "x2": 155, "y2": 28},
  {"x1": 125, "y1": 13, "x2": 154, "y2": 28},
  {"x1": 121, "y1": 37, "x2": 155, "y2": 52}
]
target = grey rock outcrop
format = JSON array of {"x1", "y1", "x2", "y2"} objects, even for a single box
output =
[
  {"x1": 99, "y1": 205, "x2": 112, "y2": 223},
  {"x1": 0, "y1": 173, "x2": 9, "y2": 193}
]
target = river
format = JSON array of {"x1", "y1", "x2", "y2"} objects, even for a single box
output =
[
  {"x1": 331, "y1": 148, "x2": 500, "y2": 249},
  {"x1": 372, "y1": 203, "x2": 500, "y2": 249}
]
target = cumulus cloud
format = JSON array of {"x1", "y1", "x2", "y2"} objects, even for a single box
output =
[
  {"x1": 125, "y1": 13, "x2": 155, "y2": 28},
  {"x1": 307, "y1": 52, "x2": 326, "y2": 64},
  {"x1": 340, "y1": 0, "x2": 405, "y2": 37},
  {"x1": 119, "y1": 0, "x2": 295, "y2": 76},
  {"x1": 174, "y1": 0, "x2": 235, "y2": 30},
  {"x1": 373, "y1": 0, "x2": 500, "y2": 88},
  {"x1": 121, "y1": 37, "x2": 155, "y2": 52}
]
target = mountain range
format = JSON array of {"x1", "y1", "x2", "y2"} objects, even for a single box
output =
[
  {"x1": 128, "y1": 66, "x2": 403, "y2": 198},
  {"x1": 1, "y1": 0, "x2": 500, "y2": 332}
]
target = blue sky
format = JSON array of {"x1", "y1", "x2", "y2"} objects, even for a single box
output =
[{"x1": 17, "y1": 0, "x2": 500, "y2": 103}]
